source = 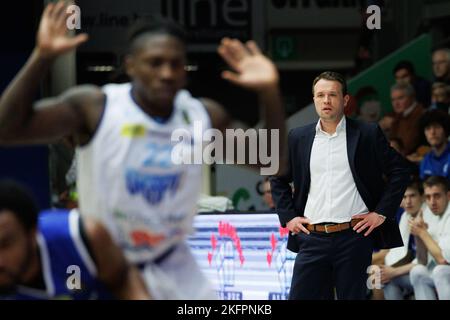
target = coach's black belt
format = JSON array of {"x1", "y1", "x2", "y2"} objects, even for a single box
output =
[{"x1": 306, "y1": 219, "x2": 363, "y2": 234}]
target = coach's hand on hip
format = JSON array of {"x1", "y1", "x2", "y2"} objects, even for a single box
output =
[
  {"x1": 352, "y1": 212, "x2": 386, "y2": 236},
  {"x1": 287, "y1": 217, "x2": 311, "y2": 235}
]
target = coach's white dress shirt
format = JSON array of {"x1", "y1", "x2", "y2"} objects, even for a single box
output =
[{"x1": 304, "y1": 117, "x2": 369, "y2": 224}]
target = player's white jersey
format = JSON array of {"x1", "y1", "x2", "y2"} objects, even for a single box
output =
[{"x1": 77, "y1": 83, "x2": 211, "y2": 264}]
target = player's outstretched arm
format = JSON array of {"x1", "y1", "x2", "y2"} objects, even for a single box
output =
[
  {"x1": 0, "y1": 1, "x2": 98, "y2": 145},
  {"x1": 83, "y1": 217, "x2": 151, "y2": 300},
  {"x1": 204, "y1": 38, "x2": 287, "y2": 175}
]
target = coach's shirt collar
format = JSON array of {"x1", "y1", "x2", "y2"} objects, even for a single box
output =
[{"x1": 316, "y1": 116, "x2": 346, "y2": 137}]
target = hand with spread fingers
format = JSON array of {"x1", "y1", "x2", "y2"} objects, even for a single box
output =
[
  {"x1": 37, "y1": 1, "x2": 88, "y2": 59},
  {"x1": 287, "y1": 216, "x2": 311, "y2": 235},
  {"x1": 352, "y1": 212, "x2": 386, "y2": 236},
  {"x1": 217, "y1": 38, "x2": 279, "y2": 92}
]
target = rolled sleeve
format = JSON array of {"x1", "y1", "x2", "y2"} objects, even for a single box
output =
[{"x1": 439, "y1": 236, "x2": 450, "y2": 263}]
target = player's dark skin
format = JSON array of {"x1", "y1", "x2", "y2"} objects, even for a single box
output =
[{"x1": 0, "y1": 209, "x2": 149, "y2": 299}]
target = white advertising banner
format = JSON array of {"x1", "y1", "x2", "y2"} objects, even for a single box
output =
[{"x1": 188, "y1": 212, "x2": 295, "y2": 300}]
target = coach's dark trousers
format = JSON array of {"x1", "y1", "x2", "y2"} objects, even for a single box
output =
[{"x1": 289, "y1": 228, "x2": 374, "y2": 300}]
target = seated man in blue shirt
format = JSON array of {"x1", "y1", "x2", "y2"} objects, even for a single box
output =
[{"x1": 420, "y1": 110, "x2": 450, "y2": 180}]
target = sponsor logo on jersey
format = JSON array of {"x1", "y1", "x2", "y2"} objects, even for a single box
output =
[
  {"x1": 125, "y1": 169, "x2": 183, "y2": 205},
  {"x1": 121, "y1": 124, "x2": 147, "y2": 138}
]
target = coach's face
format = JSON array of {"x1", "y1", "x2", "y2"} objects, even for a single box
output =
[
  {"x1": 126, "y1": 34, "x2": 187, "y2": 110},
  {"x1": 313, "y1": 79, "x2": 349, "y2": 122},
  {"x1": 0, "y1": 211, "x2": 35, "y2": 295}
]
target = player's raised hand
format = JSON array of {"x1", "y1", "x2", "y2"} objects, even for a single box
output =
[
  {"x1": 36, "y1": 1, "x2": 88, "y2": 59},
  {"x1": 218, "y1": 38, "x2": 279, "y2": 92}
]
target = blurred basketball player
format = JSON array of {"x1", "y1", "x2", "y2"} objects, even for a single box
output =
[{"x1": 0, "y1": 2, "x2": 285, "y2": 298}]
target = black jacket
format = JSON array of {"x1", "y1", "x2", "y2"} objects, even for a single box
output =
[{"x1": 270, "y1": 117, "x2": 411, "y2": 253}]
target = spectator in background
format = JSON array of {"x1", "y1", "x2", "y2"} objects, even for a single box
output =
[
  {"x1": 409, "y1": 176, "x2": 450, "y2": 300},
  {"x1": 430, "y1": 82, "x2": 450, "y2": 113},
  {"x1": 354, "y1": 86, "x2": 382, "y2": 123},
  {"x1": 390, "y1": 83, "x2": 425, "y2": 156},
  {"x1": 56, "y1": 136, "x2": 78, "y2": 209},
  {"x1": 389, "y1": 137, "x2": 405, "y2": 156},
  {"x1": 262, "y1": 177, "x2": 275, "y2": 210},
  {"x1": 419, "y1": 110, "x2": 450, "y2": 180},
  {"x1": 393, "y1": 60, "x2": 431, "y2": 108},
  {"x1": 373, "y1": 179, "x2": 423, "y2": 300},
  {"x1": 379, "y1": 113, "x2": 396, "y2": 138},
  {"x1": 388, "y1": 136, "x2": 422, "y2": 180},
  {"x1": 432, "y1": 48, "x2": 450, "y2": 85}
]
